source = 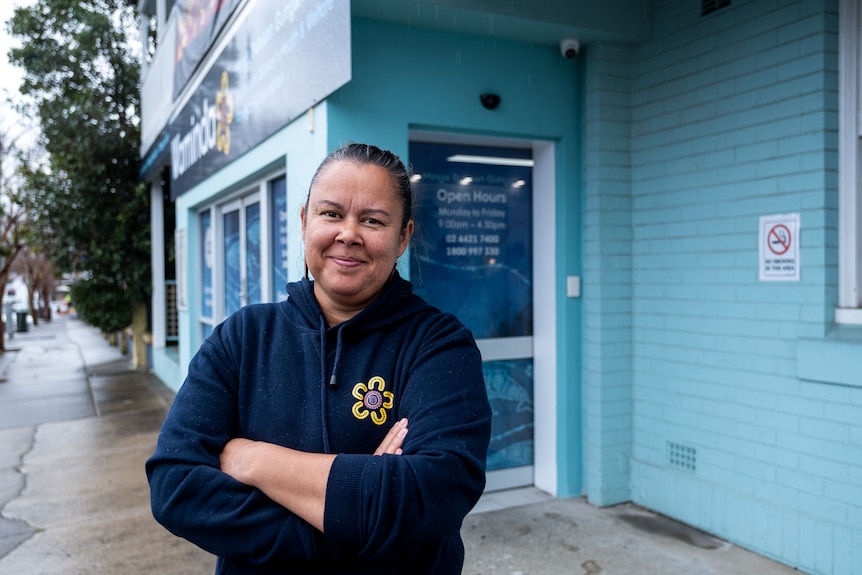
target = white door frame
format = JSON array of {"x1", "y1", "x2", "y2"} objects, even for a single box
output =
[{"x1": 409, "y1": 130, "x2": 558, "y2": 495}]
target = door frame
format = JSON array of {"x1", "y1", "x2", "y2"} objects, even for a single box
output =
[{"x1": 409, "y1": 130, "x2": 559, "y2": 495}]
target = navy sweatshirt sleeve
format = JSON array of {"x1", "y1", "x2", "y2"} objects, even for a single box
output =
[
  {"x1": 323, "y1": 312, "x2": 492, "y2": 560},
  {"x1": 146, "y1": 315, "x2": 340, "y2": 566}
]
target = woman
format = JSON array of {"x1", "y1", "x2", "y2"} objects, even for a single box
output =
[{"x1": 146, "y1": 143, "x2": 492, "y2": 574}]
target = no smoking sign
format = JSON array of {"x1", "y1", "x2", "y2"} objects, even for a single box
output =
[
  {"x1": 759, "y1": 213, "x2": 800, "y2": 281},
  {"x1": 768, "y1": 224, "x2": 791, "y2": 255}
]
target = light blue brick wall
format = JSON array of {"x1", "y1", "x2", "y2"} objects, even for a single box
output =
[
  {"x1": 624, "y1": 1, "x2": 859, "y2": 574},
  {"x1": 582, "y1": 41, "x2": 634, "y2": 506}
]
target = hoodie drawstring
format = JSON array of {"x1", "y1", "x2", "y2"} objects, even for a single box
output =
[
  {"x1": 318, "y1": 319, "x2": 331, "y2": 453},
  {"x1": 330, "y1": 326, "x2": 344, "y2": 388},
  {"x1": 318, "y1": 318, "x2": 327, "y2": 386},
  {"x1": 318, "y1": 317, "x2": 346, "y2": 454},
  {"x1": 318, "y1": 317, "x2": 345, "y2": 388}
]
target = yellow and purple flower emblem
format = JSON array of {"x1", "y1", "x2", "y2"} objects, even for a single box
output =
[{"x1": 351, "y1": 376, "x2": 394, "y2": 425}]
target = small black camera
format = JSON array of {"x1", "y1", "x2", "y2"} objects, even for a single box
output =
[{"x1": 480, "y1": 93, "x2": 501, "y2": 110}]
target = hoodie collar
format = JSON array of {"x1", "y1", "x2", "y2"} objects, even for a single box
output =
[{"x1": 286, "y1": 270, "x2": 415, "y2": 335}]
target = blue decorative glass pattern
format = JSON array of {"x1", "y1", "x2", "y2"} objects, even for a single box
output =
[
  {"x1": 271, "y1": 177, "x2": 288, "y2": 301},
  {"x1": 223, "y1": 210, "x2": 241, "y2": 316},
  {"x1": 483, "y1": 359, "x2": 534, "y2": 471},
  {"x1": 246, "y1": 202, "x2": 261, "y2": 305},
  {"x1": 200, "y1": 210, "x2": 213, "y2": 318}
]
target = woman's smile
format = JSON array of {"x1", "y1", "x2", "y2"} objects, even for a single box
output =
[{"x1": 329, "y1": 254, "x2": 363, "y2": 267}]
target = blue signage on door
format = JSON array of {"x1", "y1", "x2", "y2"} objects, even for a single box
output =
[
  {"x1": 409, "y1": 141, "x2": 534, "y2": 472},
  {"x1": 408, "y1": 141, "x2": 533, "y2": 339}
]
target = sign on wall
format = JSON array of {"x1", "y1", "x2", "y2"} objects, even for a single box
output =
[
  {"x1": 759, "y1": 213, "x2": 800, "y2": 281},
  {"x1": 173, "y1": 0, "x2": 243, "y2": 99},
  {"x1": 168, "y1": 0, "x2": 351, "y2": 199}
]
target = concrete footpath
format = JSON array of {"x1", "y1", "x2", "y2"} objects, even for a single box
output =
[{"x1": 0, "y1": 315, "x2": 802, "y2": 574}]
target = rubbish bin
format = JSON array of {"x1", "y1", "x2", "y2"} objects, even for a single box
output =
[{"x1": 16, "y1": 311, "x2": 29, "y2": 333}]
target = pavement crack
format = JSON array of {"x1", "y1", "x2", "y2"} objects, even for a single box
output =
[{"x1": 0, "y1": 426, "x2": 38, "y2": 561}]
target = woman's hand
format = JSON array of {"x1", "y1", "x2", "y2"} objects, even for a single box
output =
[{"x1": 374, "y1": 418, "x2": 408, "y2": 455}]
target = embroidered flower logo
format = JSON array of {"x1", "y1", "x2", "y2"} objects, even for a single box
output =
[{"x1": 352, "y1": 376, "x2": 394, "y2": 425}]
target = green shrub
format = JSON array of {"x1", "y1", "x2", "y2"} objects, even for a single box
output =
[{"x1": 70, "y1": 279, "x2": 131, "y2": 334}]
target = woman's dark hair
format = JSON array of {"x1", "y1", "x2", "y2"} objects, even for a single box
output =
[{"x1": 305, "y1": 143, "x2": 415, "y2": 229}]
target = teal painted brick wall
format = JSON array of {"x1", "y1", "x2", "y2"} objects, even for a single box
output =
[
  {"x1": 582, "y1": 41, "x2": 634, "y2": 506},
  {"x1": 626, "y1": 1, "x2": 858, "y2": 574}
]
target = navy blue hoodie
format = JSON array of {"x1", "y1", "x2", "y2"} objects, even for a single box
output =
[{"x1": 146, "y1": 273, "x2": 492, "y2": 574}]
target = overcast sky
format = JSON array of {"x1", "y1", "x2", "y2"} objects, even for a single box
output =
[{"x1": 0, "y1": 0, "x2": 38, "y2": 151}]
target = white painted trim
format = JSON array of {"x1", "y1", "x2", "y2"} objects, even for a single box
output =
[
  {"x1": 838, "y1": 0, "x2": 862, "y2": 312},
  {"x1": 532, "y1": 140, "x2": 558, "y2": 496},
  {"x1": 259, "y1": 180, "x2": 273, "y2": 303},
  {"x1": 835, "y1": 307, "x2": 862, "y2": 324},
  {"x1": 475, "y1": 337, "x2": 533, "y2": 361},
  {"x1": 150, "y1": 182, "x2": 166, "y2": 349},
  {"x1": 485, "y1": 466, "x2": 534, "y2": 492},
  {"x1": 175, "y1": 228, "x2": 188, "y2": 312}
]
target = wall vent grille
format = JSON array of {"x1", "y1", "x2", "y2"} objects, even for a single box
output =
[
  {"x1": 701, "y1": 0, "x2": 731, "y2": 17},
  {"x1": 166, "y1": 281, "x2": 179, "y2": 342},
  {"x1": 668, "y1": 442, "x2": 697, "y2": 472}
]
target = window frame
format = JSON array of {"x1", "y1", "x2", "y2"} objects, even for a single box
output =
[
  {"x1": 838, "y1": 0, "x2": 862, "y2": 324},
  {"x1": 196, "y1": 169, "x2": 285, "y2": 339}
]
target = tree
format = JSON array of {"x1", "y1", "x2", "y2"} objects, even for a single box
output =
[
  {"x1": 7, "y1": 0, "x2": 150, "y2": 336},
  {"x1": 0, "y1": 130, "x2": 30, "y2": 351},
  {"x1": 10, "y1": 246, "x2": 56, "y2": 324}
]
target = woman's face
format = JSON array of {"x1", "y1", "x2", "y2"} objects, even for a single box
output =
[{"x1": 301, "y1": 160, "x2": 413, "y2": 323}]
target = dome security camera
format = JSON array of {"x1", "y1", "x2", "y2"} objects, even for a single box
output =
[
  {"x1": 560, "y1": 39, "x2": 580, "y2": 59},
  {"x1": 480, "y1": 93, "x2": 501, "y2": 110}
]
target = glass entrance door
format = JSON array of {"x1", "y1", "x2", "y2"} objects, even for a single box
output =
[{"x1": 409, "y1": 140, "x2": 534, "y2": 491}]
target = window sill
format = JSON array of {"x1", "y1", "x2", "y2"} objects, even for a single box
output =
[
  {"x1": 835, "y1": 307, "x2": 862, "y2": 325},
  {"x1": 797, "y1": 325, "x2": 862, "y2": 388}
]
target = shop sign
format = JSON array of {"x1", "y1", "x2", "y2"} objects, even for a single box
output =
[
  {"x1": 173, "y1": 0, "x2": 243, "y2": 99},
  {"x1": 169, "y1": 0, "x2": 351, "y2": 199}
]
